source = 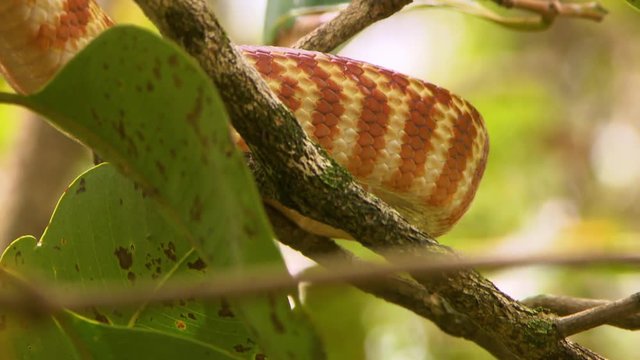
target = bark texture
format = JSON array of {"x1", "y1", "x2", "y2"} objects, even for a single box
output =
[{"x1": 130, "y1": 0, "x2": 602, "y2": 358}]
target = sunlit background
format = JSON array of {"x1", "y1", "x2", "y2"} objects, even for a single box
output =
[{"x1": 1, "y1": 0, "x2": 639, "y2": 358}]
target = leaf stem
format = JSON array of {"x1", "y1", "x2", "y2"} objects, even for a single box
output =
[{"x1": 0, "y1": 91, "x2": 30, "y2": 108}]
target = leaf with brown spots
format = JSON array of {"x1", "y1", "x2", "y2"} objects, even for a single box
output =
[
  {"x1": 1, "y1": 165, "x2": 258, "y2": 358},
  {"x1": 114, "y1": 246, "x2": 133, "y2": 270}
]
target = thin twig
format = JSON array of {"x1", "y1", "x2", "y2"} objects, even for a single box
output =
[
  {"x1": 555, "y1": 293, "x2": 640, "y2": 336},
  {"x1": 0, "y1": 266, "x2": 61, "y2": 315},
  {"x1": 412, "y1": 0, "x2": 606, "y2": 31},
  {"x1": 293, "y1": 0, "x2": 412, "y2": 52},
  {"x1": 1, "y1": 250, "x2": 639, "y2": 314},
  {"x1": 523, "y1": 294, "x2": 640, "y2": 331},
  {"x1": 493, "y1": 0, "x2": 607, "y2": 23}
]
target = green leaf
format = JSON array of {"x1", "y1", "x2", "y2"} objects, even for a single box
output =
[
  {"x1": 626, "y1": 0, "x2": 640, "y2": 11},
  {"x1": 1, "y1": 165, "x2": 257, "y2": 359},
  {"x1": 0, "y1": 289, "x2": 77, "y2": 360},
  {"x1": 0, "y1": 25, "x2": 323, "y2": 359},
  {"x1": 303, "y1": 282, "x2": 369, "y2": 360},
  {"x1": 58, "y1": 311, "x2": 236, "y2": 360},
  {"x1": 263, "y1": 0, "x2": 347, "y2": 44},
  {"x1": 1, "y1": 309, "x2": 246, "y2": 360}
]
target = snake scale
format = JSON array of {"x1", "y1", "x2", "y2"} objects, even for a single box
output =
[{"x1": 0, "y1": 0, "x2": 489, "y2": 237}]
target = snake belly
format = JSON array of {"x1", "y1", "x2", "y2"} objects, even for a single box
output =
[{"x1": 0, "y1": 0, "x2": 489, "y2": 238}]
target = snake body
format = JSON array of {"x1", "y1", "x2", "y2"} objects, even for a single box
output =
[{"x1": 0, "y1": 0, "x2": 489, "y2": 237}]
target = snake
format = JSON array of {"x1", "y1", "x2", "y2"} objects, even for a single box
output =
[{"x1": 0, "y1": 0, "x2": 489, "y2": 238}]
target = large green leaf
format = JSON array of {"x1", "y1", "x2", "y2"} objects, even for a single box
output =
[
  {"x1": 0, "y1": 25, "x2": 322, "y2": 359},
  {"x1": 1, "y1": 165, "x2": 256, "y2": 359}
]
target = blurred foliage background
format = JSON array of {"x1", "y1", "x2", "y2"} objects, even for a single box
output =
[{"x1": 1, "y1": 0, "x2": 639, "y2": 358}]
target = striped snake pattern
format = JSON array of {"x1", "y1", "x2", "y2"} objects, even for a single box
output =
[{"x1": 0, "y1": 0, "x2": 489, "y2": 237}]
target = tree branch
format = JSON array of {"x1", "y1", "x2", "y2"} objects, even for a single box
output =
[
  {"x1": 265, "y1": 204, "x2": 511, "y2": 359},
  {"x1": 292, "y1": 0, "x2": 412, "y2": 52},
  {"x1": 128, "y1": 0, "x2": 603, "y2": 358},
  {"x1": 411, "y1": 0, "x2": 606, "y2": 31},
  {"x1": 555, "y1": 292, "x2": 640, "y2": 336},
  {"x1": 524, "y1": 294, "x2": 640, "y2": 331}
]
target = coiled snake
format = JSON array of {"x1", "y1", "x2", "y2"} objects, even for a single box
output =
[{"x1": 0, "y1": 0, "x2": 489, "y2": 238}]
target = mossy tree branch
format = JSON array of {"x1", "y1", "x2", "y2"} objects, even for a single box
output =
[
  {"x1": 264, "y1": 205, "x2": 516, "y2": 359},
  {"x1": 130, "y1": 0, "x2": 602, "y2": 358}
]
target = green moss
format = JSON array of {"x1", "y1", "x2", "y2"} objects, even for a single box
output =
[{"x1": 525, "y1": 318, "x2": 556, "y2": 348}]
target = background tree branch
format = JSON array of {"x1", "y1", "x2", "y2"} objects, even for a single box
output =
[{"x1": 0, "y1": 117, "x2": 87, "y2": 249}]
